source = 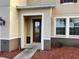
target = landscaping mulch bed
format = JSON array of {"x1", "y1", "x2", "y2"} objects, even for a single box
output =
[
  {"x1": 0, "y1": 48, "x2": 24, "y2": 58},
  {"x1": 32, "y1": 47, "x2": 79, "y2": 59}
]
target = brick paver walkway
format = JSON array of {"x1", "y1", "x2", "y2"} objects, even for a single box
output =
[{"x1": 32, "y1": 47, "x2": 79, "y2": 59}]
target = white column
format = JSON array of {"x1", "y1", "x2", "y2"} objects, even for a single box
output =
[
  {"x1": 41, "y1": 12, "x2": 51, "y2": 50},
  {"x1": 66, "y1": 17, "x2": 69, "y2": 37},
  {"x1": 41, "y1": 14, "x2": 44, "y2": 50},
  {"x1": 21, "y1": 16, "x2": 25, "y2": 48},
  {"x1": 54, "y1": 18, "x2": 56, "y2": 36}
]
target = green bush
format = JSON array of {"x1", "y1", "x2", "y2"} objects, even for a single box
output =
[{"x1": 58, "y1": 41, "x2": 64, "y2": 47}]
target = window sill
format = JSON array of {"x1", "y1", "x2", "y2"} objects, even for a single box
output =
[
  {"x1": 53, "y1": 35, "x2": 67, "y2": 38},
  {"x1": 61, "y1": 2, "x2": 75, "y2": 5},
  {"x1": 52, "y1": 35, "x2": 79, "y2": 39}
]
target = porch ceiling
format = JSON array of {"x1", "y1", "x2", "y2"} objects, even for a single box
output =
[{"x1": 16, "y1": 5, "x2": 55, "y2": 10}]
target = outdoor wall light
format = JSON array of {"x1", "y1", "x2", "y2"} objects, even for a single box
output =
[{"x1": 0, "y1": 17, "x2": 5, "y2": 26}]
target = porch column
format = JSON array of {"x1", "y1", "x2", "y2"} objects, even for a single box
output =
[
  {"x1": 41, "y1": 11, "x2": 52, "y2": 50},
  {"x1": 21, "y1": 15, "x2": 25, "y2": 48}
]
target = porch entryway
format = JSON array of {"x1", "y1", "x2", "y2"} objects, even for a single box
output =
[{"x1": 21, "y1": 15, "x2": 42, "y2": 49}]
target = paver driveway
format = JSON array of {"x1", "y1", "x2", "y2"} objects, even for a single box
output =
[{"x1": 32, "y1": 47, "x2": 79, "y2": 59}]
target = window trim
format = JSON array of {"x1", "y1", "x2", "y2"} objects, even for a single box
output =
[
  {"x1": 54, "y1": 16, "x2": 79, "y2": 37},
  {"x1": 62, "y1": 2, "x2": 75, "y2": 5}
]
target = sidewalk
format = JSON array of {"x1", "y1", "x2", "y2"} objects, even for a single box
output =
[{"x1": 13, "y1": 43, "x2": 40, "y2": 59}]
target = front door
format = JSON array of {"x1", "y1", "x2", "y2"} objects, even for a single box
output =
[{"x1": 33, "y1": 19, "x2": 41, "y2": 42}]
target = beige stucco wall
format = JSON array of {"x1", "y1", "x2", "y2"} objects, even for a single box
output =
[
  {"x1": 9, "y1": 0, "x2": 27, "y2": 39},
  {"x1": 51, "y1": 0, "x2": 79, "y2": 36},
  {"x1": 24, "y1": 17, "x2": 31, "y2": 36},
  {"x1": 27, "y1": 0, "x2": 55, "y2": 6},
  {"x1": 52, "y1": 0, "x2": 79, "y2": 16},
  {"x1": 9, "y1": 0, "x2": 79, "y2": 39},
  {"x1": 24, "y1": 17, "x2": 31, "y2": 44}
]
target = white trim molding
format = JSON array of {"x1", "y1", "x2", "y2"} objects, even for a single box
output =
[
  {"x1": 17, "y1": 5, "x2": 55, "y2": 10},
  {"x1": 21, "y1": 13, "x2": 45, "y2": 50},
  {"x1": 62, "y1": 2, "x2": 75, "y2": 5}
]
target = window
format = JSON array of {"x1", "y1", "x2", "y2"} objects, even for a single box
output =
[
  {"x1": 69, "y1": 18, "x2": 79, "y2": 35},
  {"x1": 55, "y1": 17, "x2": 79, "y2": 36},
  {"x1": 56, "y1": 18, "x2": 66, "y2": 35},
  {"x1": 60, "y1": 0, "x2": 77, "y2": 3}
]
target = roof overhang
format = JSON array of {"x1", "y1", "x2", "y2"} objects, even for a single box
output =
[{"x1": 16, "y1": 5, "x2": 55, "y2": 10}]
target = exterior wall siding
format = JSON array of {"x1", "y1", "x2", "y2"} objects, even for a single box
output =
[
  {"x1": 0, "y1": 0, "x2": 10, "y2": 52},
  {"x1": 6, "y1": 0, "x2": 27, "y2": 51},
  {"x1": 9, "y1": 0, "x2": 27, "y2": 39},
  {"x1": 1, "y1": 0, "x2": 79, "y2": 51},
  {"x1": 0, "y1": 0, "x2": 10, "y2": 6},
  {"x1": 0, "y1": 7, "x2": 10, "y2": 39},
  {"x1": 0, "y1": 0, "x2": 10, "y2": 39},
  {"x1": 51, "y1": 0, "x2": 79, "y2": 36},
  {"x1": 27, "y1": 0, "x2": 55, "y2": 6}
]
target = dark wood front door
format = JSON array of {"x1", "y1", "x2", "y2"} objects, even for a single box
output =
[{"x1": 33, "y1": 19, "x2": 41, "y2": 42}]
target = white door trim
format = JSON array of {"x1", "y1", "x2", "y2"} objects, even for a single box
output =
[{"x1": 21, "y1": 13, "x2": 44, "y2": 50}]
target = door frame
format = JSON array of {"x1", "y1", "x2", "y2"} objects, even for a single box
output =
[{"x1": 21, "y1": 13, "x2": 44, "y2": 50}]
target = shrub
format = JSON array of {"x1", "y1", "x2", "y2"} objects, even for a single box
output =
[{"x1": 58, "y1": 41, "x2": 64, "y2": 47}]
